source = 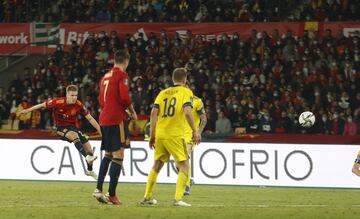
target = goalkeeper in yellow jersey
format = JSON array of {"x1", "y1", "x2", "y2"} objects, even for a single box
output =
[
  {"x1": 140, "y1": 68, "x2": 200, "y2": 207},
  {"x1": 183, "y1": 83, "x2": 207, "y2": 195}
]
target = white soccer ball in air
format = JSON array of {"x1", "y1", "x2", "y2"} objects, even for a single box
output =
[{"x1": 299, "y1": 111, "x2": 316, "y2": 128}]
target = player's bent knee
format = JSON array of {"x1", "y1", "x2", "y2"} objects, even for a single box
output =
[
  {"x1": 176, "y1": 161, "x2": 189, "y2": 173},
  {"x1": 66, "y1": 132, "x2": 79, "y2": 141}
]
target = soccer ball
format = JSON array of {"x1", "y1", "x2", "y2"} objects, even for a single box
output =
[{"x1": 299, "y1": 111, "x2": 316, "y2": 128}]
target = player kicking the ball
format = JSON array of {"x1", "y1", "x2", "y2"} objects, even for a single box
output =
[{"x1": 20, "y1": 85, "x2": 101, "y2": 180}]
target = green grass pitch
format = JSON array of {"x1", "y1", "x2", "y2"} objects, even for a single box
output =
[{"x1": 0, "y1": 180, "x2": 359, "y2": 219}]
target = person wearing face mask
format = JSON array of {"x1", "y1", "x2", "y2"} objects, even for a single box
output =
[
  {"x1": 343, "y1": 116, "x2": 357, "y2": 136},
  {"x1": 316, "y1": 114, "x2": 332, "y2": 134},
  {"x1": 96, "y1": 31, "x2": 109, "y2": 47},
  {"x1": 132, "y1": 85, "x2": 148, "y2": 114}
]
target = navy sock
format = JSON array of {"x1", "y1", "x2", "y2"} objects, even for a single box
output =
[
  {"x1": 87, "y1": 163, "x2": 93, "y2": 171},
  {"x1": 96, "y1": 156, "x2": 112, "y2": 191},
  {"x1": 74, "y1": 139, "x2": 86, "y2": 157},
  {"x1": 73, "y1": 139, "x2": 93, "y2": 171},
  {"x1": 108, "y1": 158, "x2": 123, "y2": 196}
]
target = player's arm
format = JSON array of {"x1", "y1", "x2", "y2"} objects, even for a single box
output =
[
  {"x1": 198, "y1": 113, "x2": 207, "y2": 134},
  {"x1": 118, "y1": 74, "x2": 132, "y2": 107},
  {"x1": 20, "y1": 102, "x2": 46, "y2": 115},
  {"x1": 197, "y1": 100, "x2": 207, "y2": 134},
  {"x1": 126, "y1": 103, "x2": 138, "y2": 121},
  {"x1": 149, "y1": 107, "x2": 159, "y2": 149},
  {"x1": 184, "y1": 106, "x2": 201, "y2": 144},
  {"x1": 119, "y1": 74, "x2": 137, "y2": 120},
  {"x1": 85, "y1": 114, "x2": 102, "y2": 137}
]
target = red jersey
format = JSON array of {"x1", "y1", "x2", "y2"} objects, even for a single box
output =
[
  {"x1": 99, "y1": 67, "x2": 131, "y2": 125},
  {"x1": 45, "y1": 97, "x2": 89, "y2": 127}
]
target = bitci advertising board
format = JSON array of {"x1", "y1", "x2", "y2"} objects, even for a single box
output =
[{"x1": 0, "y1": 139, "x2": 358, "y2": 188}]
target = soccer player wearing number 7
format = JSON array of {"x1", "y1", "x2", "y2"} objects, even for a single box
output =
[
  {"x1": 140, "y1": 68, "x2": 201, "y2": 207},
  {"x1": 92, "y1": 50, "x2": 137, "y2": 205}
]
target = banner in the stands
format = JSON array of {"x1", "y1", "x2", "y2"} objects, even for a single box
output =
[{"x1": 0, "y1": 22, "x2": 360, "y2": 54}]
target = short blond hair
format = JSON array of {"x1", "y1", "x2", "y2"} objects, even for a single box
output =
[
  {"x1": 172, "y1": 67, "x2": 187, "y2": 83},
  {"x1": 66, "y1": 85, "x2": 78, "y2": 93}
]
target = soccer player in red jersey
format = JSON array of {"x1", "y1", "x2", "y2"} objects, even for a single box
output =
[
  {"x1": 20, "y1": 85, "x2": 101, "y2": 180},
  {"x1": 92, "y1": 50, "x2": 137, "y2": 205}
]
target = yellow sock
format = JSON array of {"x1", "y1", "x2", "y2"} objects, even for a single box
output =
[
  {"x1": 175, "y1": 170, "x2": 188, "y2": 201},
  {"x1": 186, "y1": 164, "x2": 191, "y2": 187},
  {"x1": 144, "y1": 168, "x2": 158, "y2": 199}
]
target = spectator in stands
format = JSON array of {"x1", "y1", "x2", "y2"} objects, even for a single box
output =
[
  {"x1": 96, "y1": 7, "x2": 111, "y2": 22},
  {"x1": 247, "y1": 113, "x2": 260, "y2": 133},
  {"x1": 316, "y1": 114, "x2": 332, "y2": 134},
  {"x1": 3, "y1": 21, "x2": 360, "y2": 137},
  {"x1": 8, "y1": 0, "x2": 360, "y2": 23},
  {"x1": 16, "y1": 97, "x2": 32, "y2": 130},
  {"x1": 343, "y1": 116, "x2": 357, "y2": 136},
  {"x1": 259, "y1": 110, "x2": 275, "y2": 133},
  {"x1": 0, "y1": 96, "x2": 8, "y2": 123},
  {"x1": 215, "y1": 111, "x2": 232, "y2": 135}
]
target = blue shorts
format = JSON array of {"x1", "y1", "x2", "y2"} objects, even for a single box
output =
[
  {"x1": 100, "y1": 121, "x2": 130, "y2": 152},
  {"x1": 57, "y1": 126, "x2": 88, "y2": 144}
]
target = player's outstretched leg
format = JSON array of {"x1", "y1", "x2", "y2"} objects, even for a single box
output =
[{"x1": 82, "y1": 142, "x2": 98, "y2": 179}]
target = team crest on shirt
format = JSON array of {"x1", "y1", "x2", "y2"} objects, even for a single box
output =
[{"x1": 123, "y1": 78, "x2": 128, "y2": 85}]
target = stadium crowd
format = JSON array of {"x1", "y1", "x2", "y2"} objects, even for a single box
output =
[
  {"x1": 1, "y1": 0, "x2": 359, "y2": 23},
  {"x1": 0, "y1": 26, "x2": 360, "y2": 136}
]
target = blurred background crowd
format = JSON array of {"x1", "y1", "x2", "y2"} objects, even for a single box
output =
[
  {"x1": 1, "y1": 0, "x2": 359, "y2": 23},
  {"x1": 0, "y1": 0, "x2": 359, "y2": 137}
]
